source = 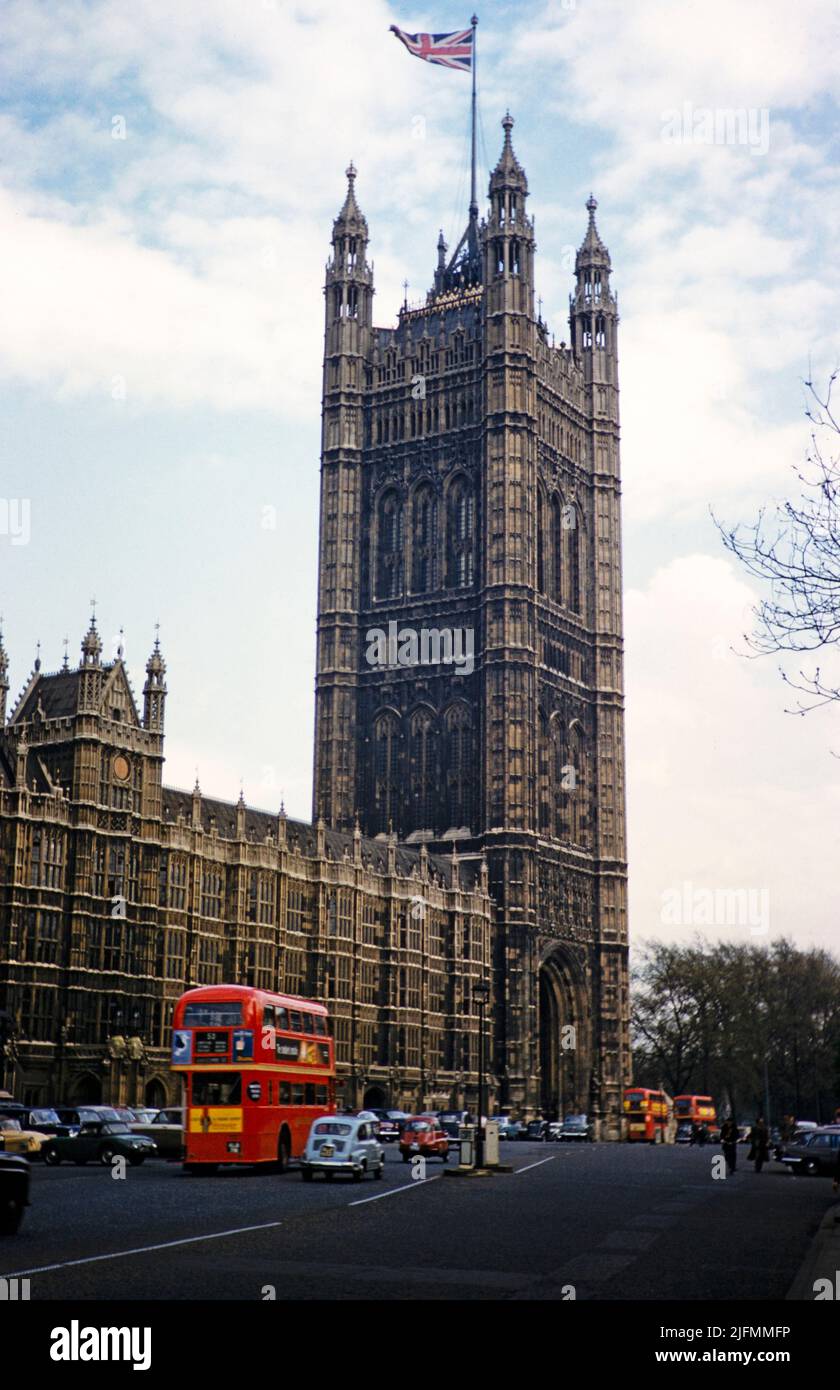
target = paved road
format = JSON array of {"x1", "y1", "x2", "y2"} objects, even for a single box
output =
[{"x1": 2, "y1": 1143, "x2": 834, "y2": 1300}]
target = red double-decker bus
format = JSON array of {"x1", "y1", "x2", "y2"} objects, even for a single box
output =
[
  {"x1": 674, "y1": 1094, "x2": 719, "y2": 1138},
  {"x1": 623, "y1": 1088, "x2": 669, "y2": 1143},
  {"x1": 170, "y1": 985, "x2": 335, "y2": 1172}
]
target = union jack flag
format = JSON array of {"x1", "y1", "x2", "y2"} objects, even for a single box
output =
[{"x1": 389, "y1": 24, "x2": 473, "y2": 73}]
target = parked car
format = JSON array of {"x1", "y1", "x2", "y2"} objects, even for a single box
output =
[
  {"x1": 525, "y1": 1120, "x2": 549, "y2": 1142},
  {"x1": 129, "y1": 1109, "x2": 159, "y2": 1125},
  {"x1": 778, "y1": 1126, "x2": 840, "y2": 1177},
  {"x1": 675, "y1": 1120, "x2": 693, "y2": 1144},
  {"x1": 300, "y1": 1115, "x2": 384, "y2": 1182},
  {"x1": 366, "y1": 1109, "x2": 407, "y2": 1142},
  {"x1": 129, "y1": 1107, "x2": 184, "y2": 1159},
  {"x1": 18, "y1": 1107, "x2": 75, "y2": 1138},
  {"x1": 0, "y1": 1153, "x2": 30, "y2": 1234},
  {"x1": 42, "y1": 1121, "x2": 157, "y2": 1167},
  {"x1": 504, "y1": 1119, "x2": 525, "y2": 1141},
  {"x1": 399, "y1": 1115, "x2": 450, "y2": 1163},
  {"x1": 0, "y1": 1115, "x2": 53, "y2": 1158},
  {"x1": 557, "y1": 1113, "x2": 593, "y2": 1142},
  {"x1": 437, "y1": 1110, "x2": 470, "y2": 1142},
  {"x1": 55, "y1": 1106, "x2": 122, "y2": 1133}
]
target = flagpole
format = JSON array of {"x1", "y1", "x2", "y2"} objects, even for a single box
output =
[{"x1": 469, "y1": 14, "x2": 478, "y2": 219}]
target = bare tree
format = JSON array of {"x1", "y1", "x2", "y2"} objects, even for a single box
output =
[{"x1": 716, "y1": 373, "x2": 840, "y2": 713}]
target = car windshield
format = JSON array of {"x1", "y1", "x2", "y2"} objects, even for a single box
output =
[
  {"x1": 406, "y1": 1121, "x2": 429, "y2": 1132},
  {"x1": 314, "y1": 1122, "x2": 351, "y2": 1136},
  {"x1": 29, "y1": 1109, "x2": 60, "y2": 1124},
  {"x1": 564, "y1": 1117, "x2": 585, "y2": 1127},
  {"x1": 0, "y1": 1119, "x2": 21, "y2": 1131},
  {"x1": 156, "y1": 1111, "x2": 182, "y2": 1124}
]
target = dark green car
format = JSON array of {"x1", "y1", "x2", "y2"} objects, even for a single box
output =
[{"x1": 42, "y1": 1120, "x2": 157, "y2": 1167}]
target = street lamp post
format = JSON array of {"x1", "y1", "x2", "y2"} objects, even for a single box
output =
[{"x1": 474, "y1": 978, "x2": 490, "y2": 1169}]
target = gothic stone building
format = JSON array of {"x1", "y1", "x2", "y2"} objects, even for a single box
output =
[
  {"x1": 0, "y1": 117, "x2": 630, "y2": 1134},
  {"x1": 0, "y1": 626, "x2": 492, "y2": 1112},
  {"x1": 313, "y1": 117, "x2": 630, "y2": 1136}
]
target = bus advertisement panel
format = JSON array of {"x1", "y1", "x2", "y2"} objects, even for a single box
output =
[
  {"x1": 171, "y1": 985, "x2": 335, "y2": 1171},
  {"x1": 623, "y1": 1088, "x2": 669, "y2": 1143}
]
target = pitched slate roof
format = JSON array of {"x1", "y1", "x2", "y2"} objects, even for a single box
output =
[{"x1": 160, "y1": 787, "x2": 481, "y2": 889}]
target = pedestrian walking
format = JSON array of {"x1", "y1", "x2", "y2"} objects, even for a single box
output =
[
  {"x1": 748, "y1": 1116, "x2": 770, "y2": 1173},
  {"x1": 720, "y1": 1117, "x2": 738, "y2": 1174}
]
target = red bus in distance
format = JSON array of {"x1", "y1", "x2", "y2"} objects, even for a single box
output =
[
  {"x1": 170, "y1": 984, "x2": 335, "y2": 1172},
  {"x1": 623, "y1": 1087, "x2": 669, "y2": 1143},
  {"x1": 673, "y1": 1094, "x2": 719, "y2": 1138}
]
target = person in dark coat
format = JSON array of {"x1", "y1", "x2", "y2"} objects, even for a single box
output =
[
  {"x1": 720, "y1": 1117, "x2": 738, "y2": 1174},
  {"x1": 748, "y1": 1117, "x2": 770, "y2": 1173}
]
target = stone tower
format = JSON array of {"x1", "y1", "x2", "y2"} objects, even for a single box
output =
[{"x1": 313, "y1": 117, "x2": 629, "y2": 1135}]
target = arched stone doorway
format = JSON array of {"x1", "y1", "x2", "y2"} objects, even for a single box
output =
[
  {"x1": 538, "y1": 949, "x2": 588, "y2": 1120},
  {"x1": 70, "y1": 1072, "x2": 102, "y2": 1104},
  {"x1": 363, "y1": 1084, "x2": 387, "y2": 1109},
  {"x1": 145, "y1": 1077, "x2": 168, "y2": 1109}
]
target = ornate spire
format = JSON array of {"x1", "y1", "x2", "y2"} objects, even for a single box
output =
[
  {"x1": 80, "y1": 607, "x2": 102, "y2": 668},
  {"x1": 334, "y1": 161, "x2": 367, "y2": 234},
  {"x1": 490, "y1": 112, "x2": 527, "y2": 193},
  {"x1": 143, "y1": 624, "x2": 167, "y2": 733},
  {"x1": 576, "y1": 193, "x2": 611, "y2": 271},
  {"x1": 145, "y1": 626, "x2": 166, "y2": 680}
]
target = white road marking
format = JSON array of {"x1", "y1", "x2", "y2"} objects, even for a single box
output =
[
  {"x1": 349, "y1": 1175, "x2": 443, "y2": 1206},
  {"x1": 515, "y1": 1155, "x2": 558, "y2": 1174},
  {"x1": 2, "y1": 1220, "x2": 283, "y2": 1280}
]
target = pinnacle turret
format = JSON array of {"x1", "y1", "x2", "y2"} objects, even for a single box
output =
[
  {"x1": 80, "y1": 610, "x2": 102, "y2": 667},
  {"x1": 489, "y1": 112, "x2": 528, "y2": 194}
]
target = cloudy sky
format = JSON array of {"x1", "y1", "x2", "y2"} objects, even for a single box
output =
[{"x1": 2, "y1": 0, "x2": 839, "y2": 953}]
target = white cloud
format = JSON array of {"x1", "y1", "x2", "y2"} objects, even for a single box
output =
[{"x1": 626, "y1": 554, "x2": 840, "y2": 953}]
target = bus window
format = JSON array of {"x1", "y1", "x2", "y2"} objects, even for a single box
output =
[
  {"x1": 291, "y1": 1084, "x2": 304, "y2": 1105},
  {"x1": 313, "y1": 1015, "x2": 326, "y2": 1036},
  {"x1": 263, "y1": 1004, "x2": 275, "y2": 1030},
  {"x1": 268, "y1": 1081, "x2": 273, "y2": 1105},
  {"x1": 290, "y1": 1011, "x2": 302, "y2": 1032},
  {"x1": 315, "y1": 1085, "x2": 327, "y2": 1105},
  {"x1": 192, "y1": 1073, "x2": 242, "y2": 1106},
  {"x1": 278, "y1": 1082, "x2": 291, "y2": 1104},
  {"x1": 183, "y1": 1002, "x2": 242, "y2": 1027},
  {"x1": 305, "y1": 1083, "x2": 316, "y2": 1104},
  {"x1": 301, "y1": 1013, "x2": 314, "y2": 1034},
  {"x1": 277, "y1": 1007, "x2": 288, "y2": 1029}
]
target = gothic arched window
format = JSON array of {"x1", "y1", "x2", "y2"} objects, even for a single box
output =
[
  {"x1": 550, "y1": 715, "x2": 568, "y2": 841},
  {"x1": 568, "y1": 509, "x2": 581, "y2": 615},
  {"x1": 537, "y1": 487, "x2": 546, "y2": 594},
  {"x1": 446, "y1": 476, "x2": 475, "y2": 588},
  {"x1": 376, "y1": 489, "x2": 404, "y2": 599},
  {"x1": 568, "y1": 722, "x2": 587, "y2": 846},
  {"x1": 411, "y1": 484, "x2": 438, "y2": 593},
  {"x1": 409, "y1": 707, "x2": 437, "y2": 832},
  {"x1": 374, "y1": 711, "x2": 401, "y2": 833},
  {"x1": 444, "y1": 703, "x2": 474, "y2": 831},
  {"x1": 551, "y1": 494, "x2": 564, "y2": 604},
  {"x1": 538, "y1": 707, "x2": 551, "y2": 834}
]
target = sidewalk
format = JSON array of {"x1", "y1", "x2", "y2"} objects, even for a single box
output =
[{"x1": 786, "y1": 1200, "x2": 840, "y2": 1300}]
